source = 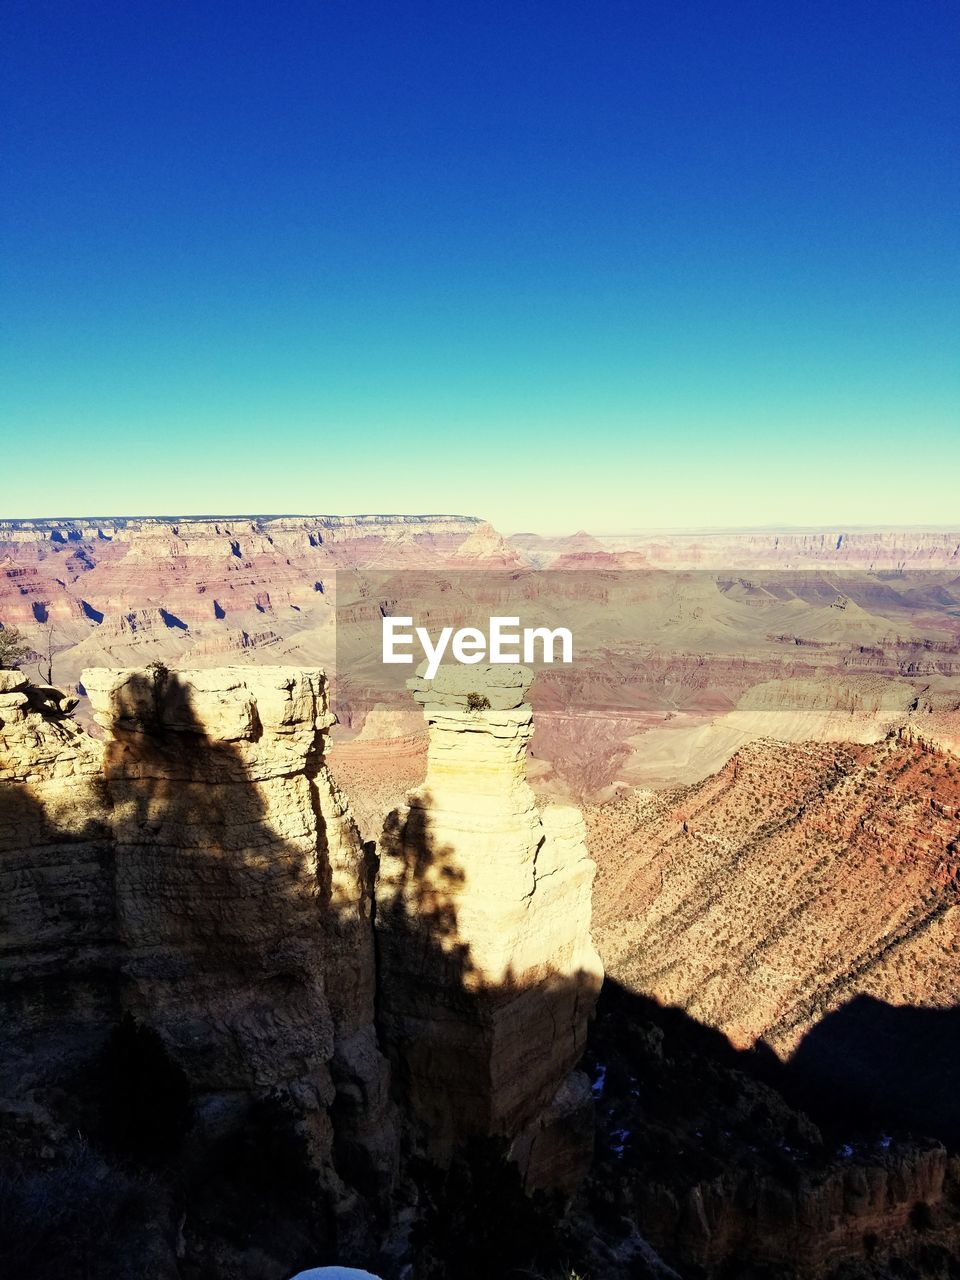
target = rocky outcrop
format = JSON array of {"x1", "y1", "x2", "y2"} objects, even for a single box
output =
[
  {"x1": 90, "y1": 668, "x2": 396, "y2": 1207},
  {"x1": 376, "y1": 664, "x2": 603, "y2": 1189},
  {"x1": 0, "y1": 664, "x2": 397, "y2": 1267},
  {"x1": 586, "y1": 981, "x2": 960, "y2": 1280},
  {"x1": 0, "y1": 666, "x2": 113, "y2": 1103},
  {"x1": 1, "y1": 660, "x2": 606, "y2": 1274}
]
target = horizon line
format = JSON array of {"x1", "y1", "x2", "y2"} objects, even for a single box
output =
[{"x1": 2, "y1": 513, "x2": 960, "y2": 537}]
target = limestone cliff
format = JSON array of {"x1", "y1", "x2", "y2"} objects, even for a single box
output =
[
  {"x1": 375, "y1": 664, "x2": 603, "y2": 1188},
  {"x1": 89, "y1": 667, "x2": 396, "y2": 1211},
  {"x1": 1, "y1": 664, "x2": 397, "y2": 1269},
  {"x1": 0, "y1": 667, "x2": 112, "y2": 1104},
  {"x1": 0, "y1": 661, "x2": 606, "y2": 1275}
]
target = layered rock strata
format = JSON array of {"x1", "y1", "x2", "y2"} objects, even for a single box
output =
[
  {"x1": 1, "y1": 664, "x2": 396, "y2": 1249},
  {"x1": 0, "y1": 667, "x2": 113, "y2": 1102},
  {"x1": 375, "y1": 664, "x2": 603, "y2": 1187},
  {"x1": 1, "y1": 658, "x2": 605, "y2": 1272}
]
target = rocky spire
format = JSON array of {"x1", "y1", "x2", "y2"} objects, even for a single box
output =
[{"x1": 375, "y1": 663, "x2": 603, "y2": 1189}]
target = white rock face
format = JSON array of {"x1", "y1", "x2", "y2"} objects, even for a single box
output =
[{"x1": 376, "y1": 664, "x2": 603, "y2": 1185}]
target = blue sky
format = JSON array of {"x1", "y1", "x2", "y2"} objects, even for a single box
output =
[{"x1": 2, "y1": 1, "x2": 957, "y2": 531}]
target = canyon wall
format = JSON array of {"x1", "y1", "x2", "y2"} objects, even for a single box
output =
[
  {"x1": 1, "y1": 663, "x2": 399, "y2": 1262},
  {"x1": 0, "y1": 515, "x2": 513, "y2": 690},
  {"x1": 0, "y1": 668, "x2": 113, "y2": 1105},
  {"x1": 0, "y1": 660, "x2": 603, "y2": 1273},
  {"x1": 590, "y1": 732, "x2": 960, "y2": 1144},
  {"x1": 512, "y1": 528, "x2": 960, "y2": 570},
  {"x1": 0, "y1": 514, "x2": 495, "y2": 633},
  {"x1": 376, "y1": 664, "x2": 604, "y2": 1190},
  {"x1": 90, "y1": 666, "x2": 397, "y2": 1225}
]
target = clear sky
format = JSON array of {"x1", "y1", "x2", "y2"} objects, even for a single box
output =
[{"x1": 2, "y1": 1, "x2": 957, "y2": 532}]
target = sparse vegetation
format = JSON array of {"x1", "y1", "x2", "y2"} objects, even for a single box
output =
[
  {"x1": 33, "y1": 622, "x2": 59, "y2": 685},
  {"x1": 466, "y1": 691, "x2": 491, "y2": 713},
  {"x1": 0, "y1": 624, "x2": 30, "y2": 670},
  {"x1": 146, "y1": 659, "x2": 171, "y2": 723}
]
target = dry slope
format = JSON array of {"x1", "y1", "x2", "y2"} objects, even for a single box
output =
[{"x1": 588, "y1": 732, "x2": 960, "y2": 1138}]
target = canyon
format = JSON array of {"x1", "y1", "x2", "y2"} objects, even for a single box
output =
[
  {"x1": 511, "y1": 528, "x2": 960, "y2": 572},
  {"x1": 589, "y1": 730, "x2": 960, "y2": 1129},
  {"x1": 3, "y1": 517, "x2": 959, "y2": 808},
  {"x1": 0, "y1": 659, "x2": 600, "y2": 1279},
  {"x1": 3, "y1": 514, "x2": 960, "y2": 1278},
  {"x1": 579, "y1": 726, "x2": 960, "y2": 1278}
]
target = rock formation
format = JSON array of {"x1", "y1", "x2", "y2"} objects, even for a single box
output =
[
  {"x1": 91, "y1": 667, "x2": 398, "y2": 1213},
  {"x1": 1, "y1": 660, "x2": 608, "y2": 1275},
  {"x1": 586, "y1": 981, "x2": 960, "y2": 1279},
  {"x1": 0, "y1": 666, "x2": 113, "y2": 1106},
  {"x1": 0, "y1": 664, "x2": 398, "y2": 1269},
  {"x1": 13, "y1": 653, "x2": 958, "y2": 1276},
  {"x1": 375, "y1": 664, "x2": 603, "y2": 1189},
  {"x1": 509, "y1": 527, "x2": 960, "y2": 570}
]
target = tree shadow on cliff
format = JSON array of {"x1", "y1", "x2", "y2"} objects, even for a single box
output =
[
  {"x1": 96, "y1": 667, "x2": 394, "y2": 1275},
  {"x1": 376, "y1": 794, "x2": 470, "y2": 977},
  {"x1": 373, "y1": 787, "x2": 605, "y2": 1279},
  {"x1": 0, "y1": 668, "x2": 392, "y2": 1279},
  {"x1": 375, "y1": 783, "x2": 602, "y2": 1143}
]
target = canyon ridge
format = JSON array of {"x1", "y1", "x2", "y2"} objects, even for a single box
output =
[{"x1": 1, "y1": 514, "x2": 959, "y2": 1279}]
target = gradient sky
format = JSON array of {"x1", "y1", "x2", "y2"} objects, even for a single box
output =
[{"x1": 2, "y1": 1, "x2": 958, "y2": 532}]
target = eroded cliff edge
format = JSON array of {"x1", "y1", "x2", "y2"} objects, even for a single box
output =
[
  {"x1": 4, "y1": 661, "x2": 960, "y2": 1279},
  {"x1": 0, "y1": 662, "x2": 602, "y2": 1276},
  {"x1": 1, "y1": 664, "x2": 400, "y2": 1269}
]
